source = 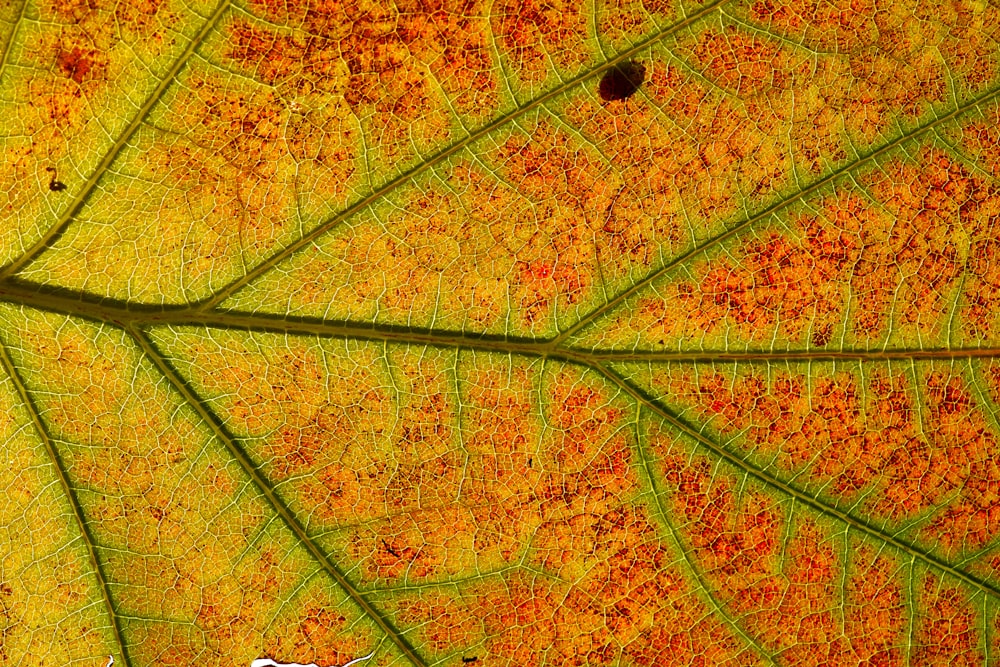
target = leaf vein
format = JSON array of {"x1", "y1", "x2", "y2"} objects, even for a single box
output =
[
  {"x1": 0, "y1": 331, "x2": 133, "y2": 667},
  {"x1": 599, "y1": 361, "x2": 1000, "y2": 603},
  {"x1": 126, "y1": 324, "x2": 430, "y2": 667},
  {"x1": 0, "y1": 0, "x2": 233, "y2": 280}
]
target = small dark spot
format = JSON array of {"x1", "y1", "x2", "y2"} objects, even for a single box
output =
[
  {"x1": 56, "y1": 47, "x2": 94, "y2": 84},
  {"x1": 462, "y1": 658, "x2": 478, "y2": 664},
  {"x1": 598, "y1": 61, "x2": 646, "y2": 102},
  {"x1": 382, "y1": 539, "x2": 400, "y2": 558},
  {"x1": 46, "y1": 167, "x2": 66, "y2": 192},
  {"x1": 811, "y1": 324, "x2": 832, "y2": 348}
]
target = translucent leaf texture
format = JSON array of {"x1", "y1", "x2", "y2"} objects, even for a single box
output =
[{"x1": 2, "y1": 0, "x2": 1000, "y2": 665}]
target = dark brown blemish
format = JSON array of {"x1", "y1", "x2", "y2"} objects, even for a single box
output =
[
  {"x1": 598, "y1": 61, "x2": 645, "y2": 102},
  {"x1": 811, "y1": 324, "x2": 832, "y2": 347},
  {"x1": 56, "y1": 47, "x2": 94, "y2": 84},
  {"x1": 462, "y1": 658, "x2": 478, "y2": 664},
  {"x1": 382, "y1": 539, "x2": 400, "y2": 558},
  {"x1": 46, "y1": 167, "x2": 66, "y2": 192}
]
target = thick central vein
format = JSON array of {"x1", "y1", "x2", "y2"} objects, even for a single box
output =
[{"x1": 0, "y1": 282, "x2": 997, "y2": 362}]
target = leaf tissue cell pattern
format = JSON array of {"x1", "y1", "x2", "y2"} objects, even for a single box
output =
[{"x1": 0, "y1": 0, "x2": 1000, "y2": 665}]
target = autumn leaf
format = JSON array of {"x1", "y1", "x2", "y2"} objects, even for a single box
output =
[{"x1": 2, "y1": 0, "x2": 1000, "y2": 665}]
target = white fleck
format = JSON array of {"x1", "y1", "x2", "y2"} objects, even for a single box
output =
[
  {"x1": 251, "y1": 650, "x2": 376, "y2": 667},
  {"x1": 105, "y1": 657, "x2": 114, "y2": 667}
]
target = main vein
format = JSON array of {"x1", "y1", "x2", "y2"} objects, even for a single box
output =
[{"x1": 0, "y1": 283, "x2": 998, "y2": 361}]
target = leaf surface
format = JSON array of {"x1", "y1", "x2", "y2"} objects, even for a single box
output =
[{"x1": 2, "y1": 0, "x2": 1000, "y2": 665}]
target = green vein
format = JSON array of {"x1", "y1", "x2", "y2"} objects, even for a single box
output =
[
  {"x1": 193, "y1": 0, "x2": 732, "y2": 311},
  {"x1": 596, "y1": 361, "x2": 1000, "y2": 603},
  {"x1": 0, "y1": 0, "x2": 27, "y2": 77},
  {"x1": 552, "y1": 82, "x2": 1000, "y2": 348},
  {"x1": 0, "y1": 0, "x2": 232, "y2": 280},
  {"x1": 0, "y1": 336, "x2": 132, "y2": 667},
  {"x1": 126, "y1": 324, "x2": 429, "y2": 667},
  {"x1": 568, "y1": 348, "x2": 1000, "y2": 362},
  {"x1": 2, "y1": 281, "x2": 1000, "y2": 363}
]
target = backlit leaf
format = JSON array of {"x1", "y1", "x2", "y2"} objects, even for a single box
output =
[{"x1": 2, "y1": 0, "x2": 1000, "y2": 665}]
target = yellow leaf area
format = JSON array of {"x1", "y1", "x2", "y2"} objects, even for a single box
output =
[{"x1": 1, "y1": 0, "x2": 1000, "y2": 665}]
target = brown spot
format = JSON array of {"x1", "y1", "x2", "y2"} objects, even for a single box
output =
[
  {"x1": 811, "y1": 323, "x2": 833, "y2": 347},
  {"x1": 56, "y1": 47, "x2": 94, "y2": 84},
  {"x1": 45, "y1": 167, "x2": 66, "y2": 192},
  {"x1": 597, "y1": 61, "x2": 645, "y2": 101}
]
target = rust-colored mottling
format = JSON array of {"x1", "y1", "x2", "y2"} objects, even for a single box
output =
[
  {"x1": 390, "y1": 437, "x2": 721, "y2": 664},
  {"x1": 130, "y1": 623, "x2": 205, "y2": 667},
  {"x1": 845, "y1": 546, "x2": 907, "y2": 666},
  {"x1": 655, "y1": 435, "x2": 907, "y2": 665},
  {"x1": 610, "y1": 148, "x2": 991, "y2": 350},
  {"x1": 954, "y1": 105, "x2": 1000, "y2": 341},
  {"x1": 491, "y1": 121, "x2": 614, "y2": 325},
  {"x1": 564, "y1": 56, "x2": 790, "y2": 278},
  {"x1": 597, "y1": 0, "x2": 675, "y2": 45},
  {"x1": 913, "y1": 575, "x2": 983, "y2": 665},
  {"x1": 56, "y1": 47, "x2": 98, "y2": 84},
  {"x1": 225, "y1": 139, "x2": 614, "y2": 333},
  {"x1": 0, "y1": 311, "x2": 365, "y2": 665},
  {"x1": 262, "y1": 580, "x2": 377, "y2": 667},
  {"x1": 393, "y1": 561, "x2": 756, "y2": 667},
  {"x1": 647, "y1": 363, "x2": 1000, "y2": 556},
  {"x1": 856, "y1": 151, "x2": 975, "y2": 339},
  {"x1": 152, "y1": 333, "x2": 764, "y2": 661},
  {"x1": 689, "y1": 29, "x2": 803, "y2": 97},
  {"x1": 493, "y1": 0, "x2": 590, "y2": 86},
  {"x1": 7, "y1": 0, "x2": 1000, "y2": 661},
  {"x1": 22, "y1": 0, "x2": 168, "y2": 153},
  {"x1": 917, "y1": 370, "x2": 1000, "y2": 554},
  {"x1": 227, "y1": 0, "x2": 496, "y2": 167},
  {"x1": 739, "y1": 0, "x2": 998, "y2": 129}
]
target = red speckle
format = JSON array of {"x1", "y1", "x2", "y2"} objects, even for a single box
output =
[{"x1": 56, "y1": 47, "x2": 94, "y2": 84}]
